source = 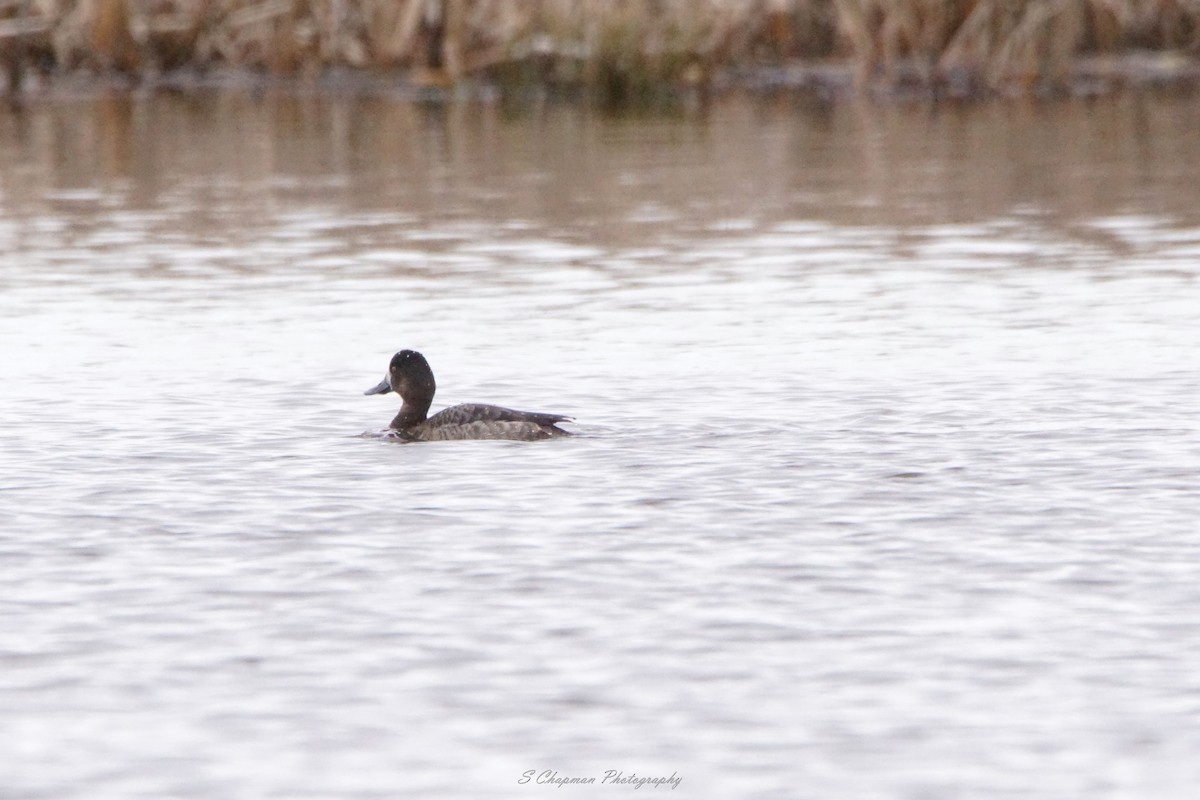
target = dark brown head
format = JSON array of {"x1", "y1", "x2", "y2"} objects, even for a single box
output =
[{"x1": 364, "y1": 350, "x2": 437, "y2": 409}]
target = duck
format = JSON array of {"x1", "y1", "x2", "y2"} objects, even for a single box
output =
[{"x1": 364, "y1": 350, "x2": 573, "y2": 441}]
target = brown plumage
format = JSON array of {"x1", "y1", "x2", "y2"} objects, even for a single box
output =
[{"x1": 364, "y1": 350, "x2": 573, "y2": 442}]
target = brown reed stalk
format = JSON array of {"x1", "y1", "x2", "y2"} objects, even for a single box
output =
[
  {"x1": 90, "y1": 0, "x2": 139, "y2": 72},
  {"x1": 2, "y1": 0, "x2": 1199, "y2": 98}
]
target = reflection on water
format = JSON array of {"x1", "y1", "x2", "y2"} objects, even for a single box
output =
[{"x1": 2, "y1": 92, "x2": 1200, "y2": 800}]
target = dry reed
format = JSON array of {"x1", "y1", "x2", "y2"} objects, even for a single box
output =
[{"x1": 2, "y1": 0, "x2": 1199, "y2": 99}]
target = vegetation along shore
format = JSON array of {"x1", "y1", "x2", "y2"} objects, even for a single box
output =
[{"x1": 3, "y1": 1, "x2": 1200, "y2": 104}]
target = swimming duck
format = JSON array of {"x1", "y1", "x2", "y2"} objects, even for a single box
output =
[{"x1": 364, "y1": 350, "x2": 573, "y2": 441}]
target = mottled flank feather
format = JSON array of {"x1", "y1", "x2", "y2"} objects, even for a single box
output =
[{"x1": 403, "y1": 421, "x2": 556, "y2": 441}]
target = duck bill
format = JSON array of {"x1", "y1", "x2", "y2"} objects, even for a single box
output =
[{"x1": 364, "y1": 377, "x2": 392, "y2": 396}]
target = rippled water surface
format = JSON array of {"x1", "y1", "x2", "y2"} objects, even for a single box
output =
[{"x1": 2, "y1": 92, "x2": 1200, "y2": 799}]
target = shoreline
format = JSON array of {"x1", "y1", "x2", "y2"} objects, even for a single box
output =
[{"x1": 6, "y1": 51, "x2": 1199, "y2": 107}]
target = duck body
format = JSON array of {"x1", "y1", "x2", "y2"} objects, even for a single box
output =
[
  {"x1": 390, "y1": 403, "x2": 572, "y2": 441},
  {"x1": 365, "y1": 350, "x2": 572, "y2": 442}
]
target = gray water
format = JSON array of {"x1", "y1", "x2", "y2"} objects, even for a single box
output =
[{"x1": 2, "y1": 91, "x2": 1199, "y2": 799}]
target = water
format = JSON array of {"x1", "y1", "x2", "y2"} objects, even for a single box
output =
[{"x1": 2, "y1": 91, "x2": 1199, "y2": 799}]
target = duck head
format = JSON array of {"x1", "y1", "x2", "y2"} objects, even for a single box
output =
[{"x1": 364, "y1": 349, "x2": 437, "y2": 408}]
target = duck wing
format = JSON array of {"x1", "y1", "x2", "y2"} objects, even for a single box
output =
[{"x1": 428, "y1": 403, "x2": 574, "y2": 428}]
